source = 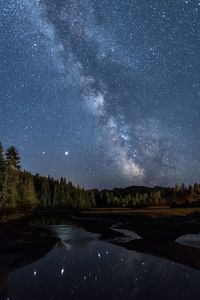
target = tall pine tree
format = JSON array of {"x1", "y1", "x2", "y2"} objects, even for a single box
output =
[
  {"x1": 18, "y1": 172, "x2": 38, "y2": 211},
  {"x1": 0, "y1": 143, "x2": 5, "y2": 208},
  {"x1": 5, "y1": 146, "x2": 21, "y2": 170},
  {"x1": 3, "y1": 146, "x2": 21, "y2": 209}
]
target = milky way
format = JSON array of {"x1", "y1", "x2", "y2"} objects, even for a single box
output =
[{"x1": 0, "y1": 0, "x2": 200, "y2": 188}]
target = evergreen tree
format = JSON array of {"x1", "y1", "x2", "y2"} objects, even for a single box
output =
[
  {"x1": 52, "y1": 181, "x2": 59, "y2": 208},
  {"x1": 187, "y1": 185, "x2": 193, "y2": 204},
  {"x1": 5, "y1": 146, "x2": 21, "y2": 170},
  {"x1": 64, "y1": 182, "x2": 71, "y2": 208},
  {"x1": 57, "y1": 178, "x2": 66, "y2": 208},
  {"x1": 3, "y1": 165, "x2": 19, "y2": 209},
  {"x1": 0, "y1": 143, "x2": 5, "y2": 208},
  {"x1": 72, "y1": 187, "x2": 80, "y2": 209},
  {"x1": 79, "y1": 189, "x2": 86, "y2": 209},
  {"x1": 193, "y1": 183, "x2": 200, "y2": 201},
  {"x1": 40, "y1": 178, "x2": 51, "y2": 208},
  {"x1": 88, "y1": 191, "x2": 96, "y2": 208},
  {"x1": 1, "y1": 146, "x2": 21, "y2": 210},
  {"x1": 18, "y1": 172, "x2": 38, "y2": 211}
]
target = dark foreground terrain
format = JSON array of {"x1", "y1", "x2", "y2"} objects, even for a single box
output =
[{"x1": 1, "y1": 208, "x2": 200, "y2": 299}]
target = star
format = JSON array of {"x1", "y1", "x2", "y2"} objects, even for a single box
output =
[
  {"x1": 61, "y1": 268, "x2": 64, "y2": 275},
  {"x1": 0, "y1": 0, "x2": 199, "y2": 189}
]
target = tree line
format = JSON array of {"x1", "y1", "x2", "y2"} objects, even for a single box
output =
[
  {"x1": 1, "y1": 142, "x2": 200, "y2": 212},
  {"x1": 93, "y1": 183, "x2": 200, "y2": 208},
  {"x1": 0, "y1": 143, "x2": 95, "y2": 211}
]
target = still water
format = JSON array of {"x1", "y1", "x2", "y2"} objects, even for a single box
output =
[{"x1": 1, "y1": 216, "x2": 200, "y2": 300}]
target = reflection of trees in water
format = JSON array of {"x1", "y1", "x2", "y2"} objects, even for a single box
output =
[
  {"x1": 31, "y1": 214, "x2": 75, "y2": 226},
  {"x1": 0, "y1": 219, "x2": 57, "y2": 299}
]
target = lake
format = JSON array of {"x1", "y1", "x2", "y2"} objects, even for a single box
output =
[{"x1": 1, "y1": 215, "x2": 200, "y2": 300}]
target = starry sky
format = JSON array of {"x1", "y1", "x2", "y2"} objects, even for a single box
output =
[{"x1": 0, "y1": 0, "x2": 200, "y2": 189}]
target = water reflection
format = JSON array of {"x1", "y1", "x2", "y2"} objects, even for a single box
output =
[
  {"x1": 1, "y1": 217, "x2": 200, "y2": 300},
  {"x1": 0, "y1": 219, "x2": 57, "y2": 299},
  {"x1": 74, "y1": 216, "x2": 200, "y2": 270}
]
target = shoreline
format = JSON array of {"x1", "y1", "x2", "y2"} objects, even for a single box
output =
[
  {"x1": 1, "y1": 206, "x2": 200, "y2": 224},
  {"x1": 78, "y1": 206, "x2": 200, "y2": 218}
]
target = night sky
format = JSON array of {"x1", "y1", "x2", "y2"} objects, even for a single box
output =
[{"x1": 0, "y1": 0, "x2": 200, "y2": 189}]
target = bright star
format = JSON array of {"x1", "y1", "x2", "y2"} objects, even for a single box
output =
[{"x1": 61, "y1": 268, "x2": 64, "y2": 275}]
